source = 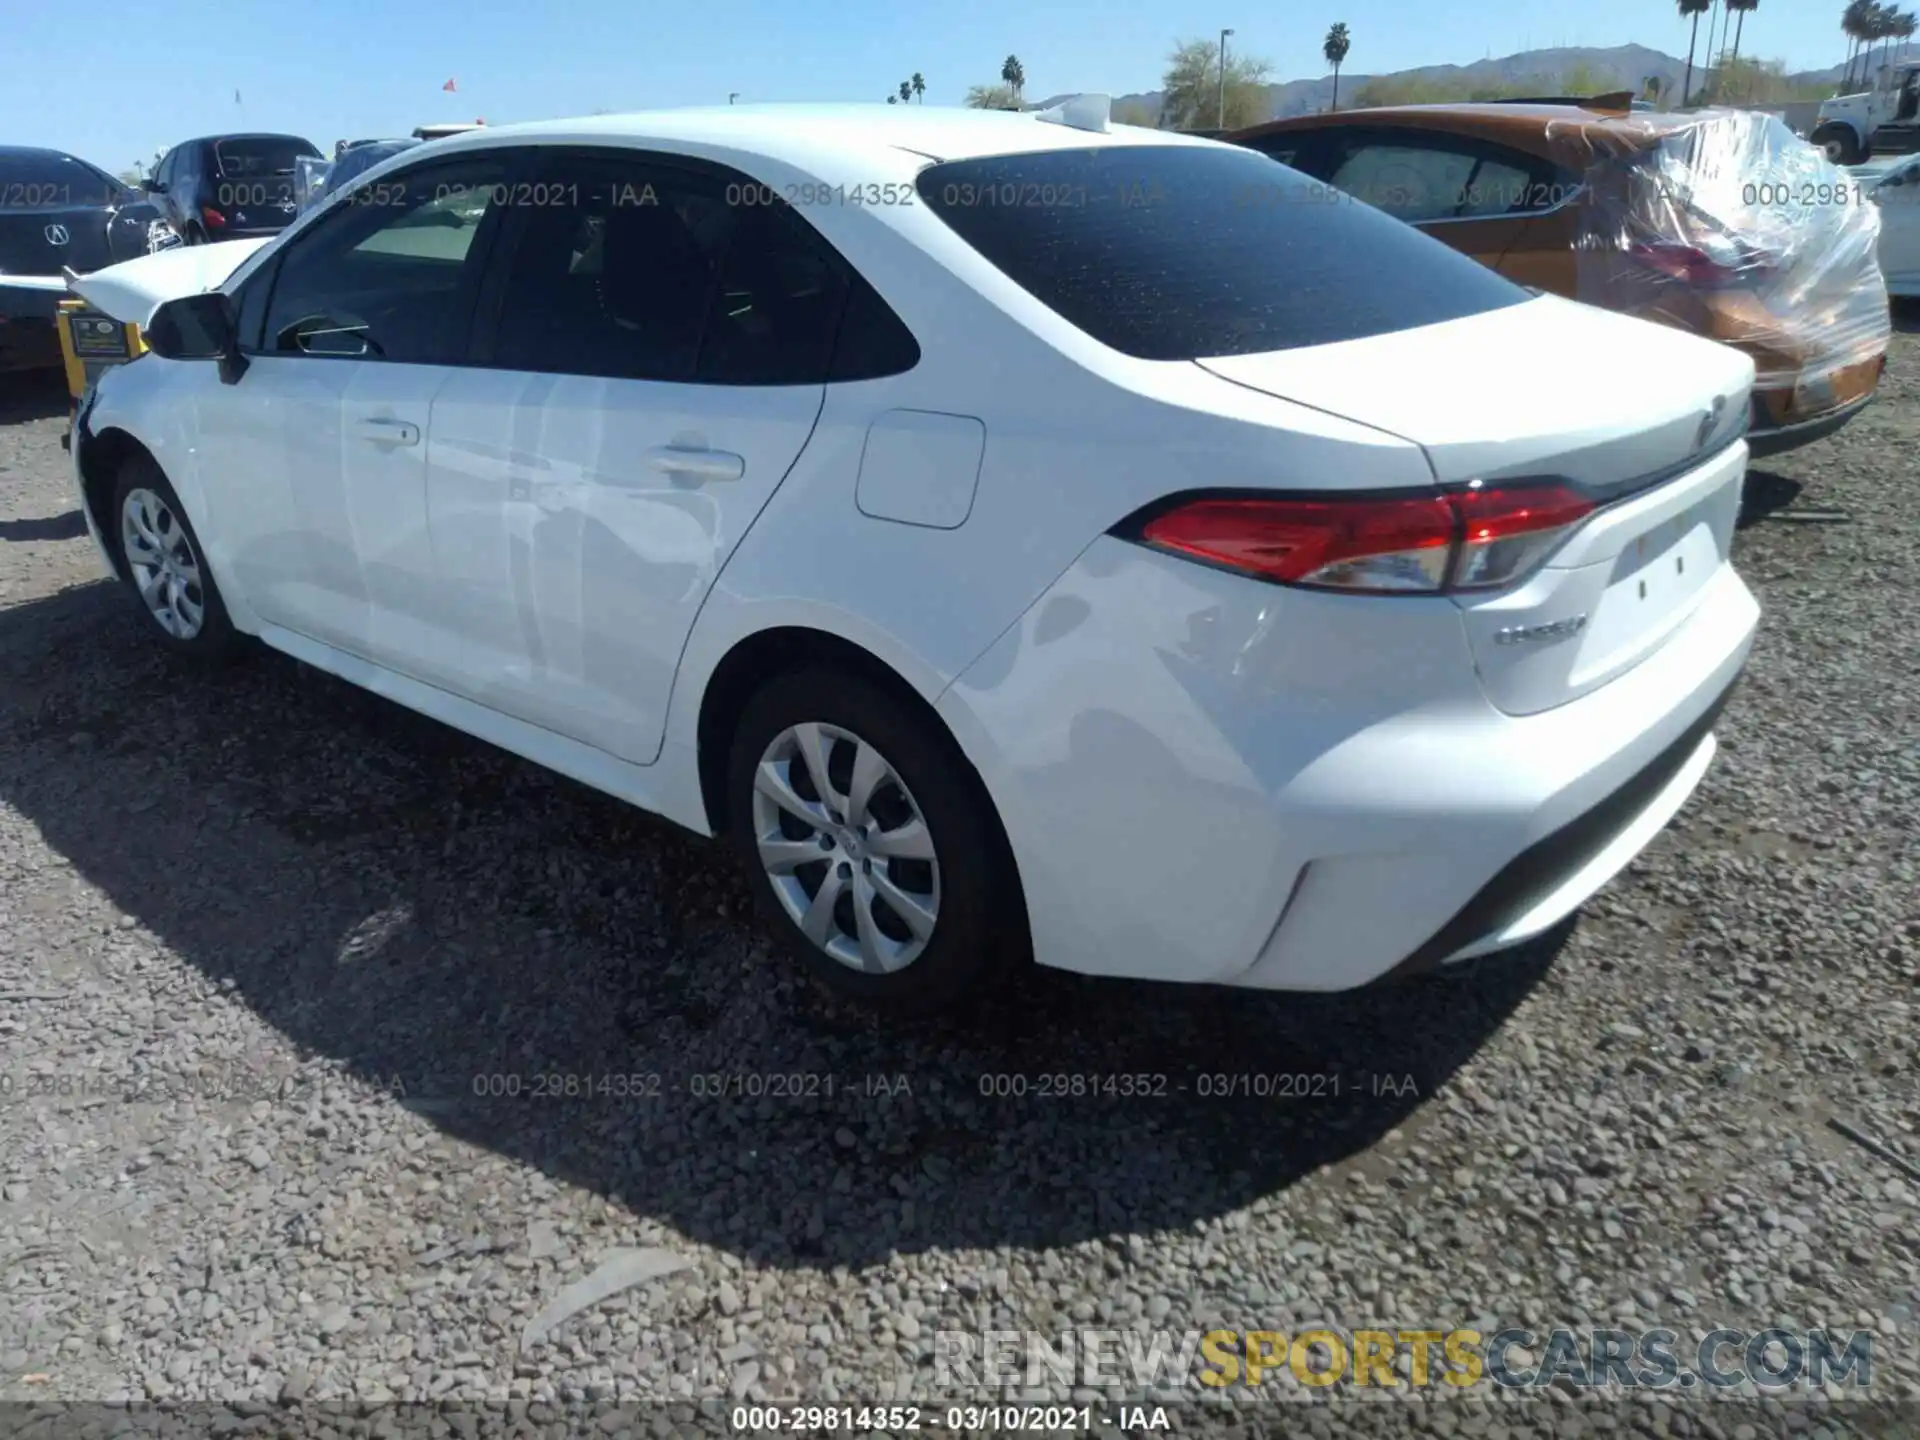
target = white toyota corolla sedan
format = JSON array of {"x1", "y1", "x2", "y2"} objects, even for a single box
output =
[{"x1": 67, "y1": 99, "x2": 1760, "y2": 1011}]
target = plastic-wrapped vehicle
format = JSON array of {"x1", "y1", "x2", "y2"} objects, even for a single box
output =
[
  {"x1": 294, "y1": 138, "x2": 420, "y2": 214},
  {"x1": 1231, "y1": 102, "x2": 1890, "y2": 455}
]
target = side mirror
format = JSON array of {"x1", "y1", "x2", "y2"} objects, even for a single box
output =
[
  {"x1": 144, "y1": 292, "x2": 248, "y2": 382},
  {"x1": 143, "y1": 178, "x2": 167, "y2": 194}
]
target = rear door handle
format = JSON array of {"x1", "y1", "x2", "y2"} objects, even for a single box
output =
[
  {"x1": 643, "y1": 445, "x2": 744, "y2": 482},
  {"x1": 352, "y1": 418, "x2": 420, "y2": 447}
]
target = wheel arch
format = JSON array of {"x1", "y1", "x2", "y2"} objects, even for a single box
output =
[
  {"x1": 693, "y1": 622, "x2": 1033, "y2": 972},
  {"x1": 696, "y1": 626, "x2": 952, "y2": 834},
  {"x1": 74, "y1": 424, "x2": 158, "y2": 581}
]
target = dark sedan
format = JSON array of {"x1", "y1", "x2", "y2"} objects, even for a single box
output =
[{"x1": 0, "y1": 146, "x2": 169, "y2": 372}]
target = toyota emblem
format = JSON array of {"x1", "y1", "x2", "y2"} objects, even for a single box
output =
[{"x1": 44, "y1": 224, "x2": 70, "y2": 246}]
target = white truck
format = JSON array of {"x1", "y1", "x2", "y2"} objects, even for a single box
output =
[{"x1": 1813, "y1": 61, "x2": 1920, "y2": 164}]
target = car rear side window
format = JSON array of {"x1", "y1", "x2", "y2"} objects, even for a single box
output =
[
  {"x1": 0, "y1": 152, "x2": 122, "y2": 208},
  {"x1": 916, "y1": 144, "x2": 1528, "y2": 360},
  {"x1": 215, "y1": 139, "x2": 316, "y2": 179}
]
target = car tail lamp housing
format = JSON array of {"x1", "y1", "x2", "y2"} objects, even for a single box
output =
[
  {"x1": 1626, "y1": 237, "x2": 1772, "y2": 290},
  {"x1": 1125, "y1": 482, "x2": 1596, "y2": 595},
  {"x1": 201, "y1": 206, "x2": 228, "y2": 230}
]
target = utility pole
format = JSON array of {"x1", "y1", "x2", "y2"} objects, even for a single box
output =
[
  {"x1": 1218, "y1": 28, "x2": 1235, "y2": 129},
  {"x1": 729, "y1": 92, "x2": 740, "y2": 104}
]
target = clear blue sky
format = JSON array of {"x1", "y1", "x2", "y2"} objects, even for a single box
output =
[{"x1": 7, "y1": 0, "x2": 1848, "y2": 174}]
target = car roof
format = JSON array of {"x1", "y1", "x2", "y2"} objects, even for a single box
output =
[
  {"x1": 417, "y1": 103, "x2": 1216, "y2": 166},
  {"x1": 1235, "y1": 102, "x2": 1688, "y2": 141},
  {"x1": 0, "y1": 144, "x2": 92, "y2": 161},
  {"x1": 182, "y1": 132, "x2": 320, "y2": 148},
  {"x1": 1230, "y1": 103, "x2": 1693, "y2": 168}
]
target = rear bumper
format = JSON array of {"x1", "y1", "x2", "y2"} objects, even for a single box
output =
[
  {"x1": 0, "y1": 315, "x2": 61, "y2": 372},
  {"x1": 1377, "y1": 675, "x2": 1736, "y2": 980},
  {"x1": 939, "y1": 537, "x2": 1759, "y2": 992},
  {"x1": 1, "y1": 283, "x2": 64, "y2": 323},
  {"x1": 1747, "y1": 389, "x2": 1876, "y2": 457}
]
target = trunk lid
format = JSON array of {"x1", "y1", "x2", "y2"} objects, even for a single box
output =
[
  {"x1": 65, "y1": 236, "x2": 275, "y2": 327},
  {"x1": 0, "y1": 204, "x2": 119, "y2": 278},
  {"x1": 1196, "y1": 294, "x2": 1755, "y2": 716}
]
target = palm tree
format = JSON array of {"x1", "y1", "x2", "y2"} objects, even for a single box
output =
[
  {"x1": 1898, "y1": 6, "x2": 1918, "y2": 63},
  {"x1": 899, "y1": 79, "x2": 913, "y2": 103},
  {"x1": 1726, "y1": 0, "x2": 1758, "y2": 67},
  {"x1": 1001, "y1": 55, "x2": 1026, "y2": 105},
  {"x1": 1844, "y1": 0, "x2": 1873, "y2": 86},
  {"x1": 1323, "y1": 23, "x2": 1352, "y2": 111},
  {"x1": 1678, "y1": 0, "x2": 1712, "y2": 104},
  {"x1": 1703, "y1": 0, "x2": 1724, "y2": 94},
  {"x1": 911, "y1": 72, "x2": 926, "y2": 102}
]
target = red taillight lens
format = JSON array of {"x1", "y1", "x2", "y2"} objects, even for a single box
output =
[
  {"x1": 1141, "y1": 495, "x2": 1456, "y2": 592},
  {"x1": 1449, "y1": 482, "x2": 1596, "y2": 591},
  {"x1": 201, "y1": 205, "x2": 227, "y2": 229},
  {"x1": 1627, "y1": 239, "x2": 1769, "y2": 290},
  {"x1": 1134, "y1": 484, "x2": 1596, "y2": 595}
]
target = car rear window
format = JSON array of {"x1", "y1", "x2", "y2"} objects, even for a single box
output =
[
  {"x1": 215, "y1": 139, "x2": 318, "y2": 178},
  {"x1": 915, "y1": 144, "x2": 1529, "y2": 360},
  {"x1": 0, "y1": 152, "x2": 122, "y2": 208}
]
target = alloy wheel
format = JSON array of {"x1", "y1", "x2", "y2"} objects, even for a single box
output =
[
  {"x1": 750, "y1": 721, "x2": 941, "y2": 973},
  {"x1": 120, "y1": 487, "x2": 206, "y2": 640}
]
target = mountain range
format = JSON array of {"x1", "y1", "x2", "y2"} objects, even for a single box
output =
[{"x1": 1035, "y1": 43, "x2": 1852, "y2": 124}]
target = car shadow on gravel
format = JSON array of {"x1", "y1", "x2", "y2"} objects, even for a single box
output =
[
  {"x1": 0, "y1": 580, "x2": 1559, "y2": 1269},
  {"x1": 0, "y1": 511, "x2": 86, "y2": 542},
  {"x1": 1738, "y1": 469, "x2": 1804, "y2": 527}
]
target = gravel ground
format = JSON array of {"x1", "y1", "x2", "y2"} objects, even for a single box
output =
[{"x1": 0, "y1": 328, "x2": 1915, "y2": 1440}]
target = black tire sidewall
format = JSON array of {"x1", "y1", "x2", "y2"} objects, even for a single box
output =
[
  {"x1": 110, "y1": 457, "x2": 241, "y2": 660},
  {"x1": 726, "y1": 668, "x2": 1017, "y2": 1011}
]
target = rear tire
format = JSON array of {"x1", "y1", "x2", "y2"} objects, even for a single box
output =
[
  {"x1": 1814, "y1": 124, "x2": 1866, "y2": 165},
  {"x1": 110, "y1": 455, "x2": 244, "y2": 664},
  {"x1": 725, "y1": 668, "x2": 1026, "y2": 1013}
]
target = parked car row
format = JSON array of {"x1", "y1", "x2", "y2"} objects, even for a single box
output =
[
  {"x1": 1, "y1": 133, "x2": 321, "y2": 373},
  {"x1": 66, "y1": 100, "x2": 1765, "y2": 1012},
  {"x1": 0, "y1": 146, "x2": 172, "y2": 371}
]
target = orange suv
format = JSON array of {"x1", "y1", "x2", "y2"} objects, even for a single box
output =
[{"x1": 1229, "y1": 100, "x2": 1890, "y2": 455}]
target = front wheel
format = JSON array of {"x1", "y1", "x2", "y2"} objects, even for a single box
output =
[
  {"x1": 1813, "y1": 124, "x2": 1866, "y2": 166},
  {"x1": 110, "y1": 456, "x2": 244, "y2": 663},
  {"x1": 726, "y1": 668, "x2": 1026, "y2": 1013}
]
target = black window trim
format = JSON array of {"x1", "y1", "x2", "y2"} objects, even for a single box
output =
[
  {"x1": 466, "y1": 142, "x2": 919, "y2": 386},
  {"x1": 250, "y1": 147, "x2": 531, "y2": 367}
]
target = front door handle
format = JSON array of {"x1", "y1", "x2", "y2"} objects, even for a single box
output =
[
  {"x1": 352, "y1": 418, "x2": 420, "y2": 447},
  {"x1": 643, "y1": 445, "x2": 744, "y2": 482}
]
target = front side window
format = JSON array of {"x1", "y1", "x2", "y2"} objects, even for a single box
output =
[
  {"x1": 917, "y1": 144, "x2": 1527, "y2": 361},
  {"x1": 262, "y1": 156, "x2": 513, "y2": 363},
  {"x1": 486, "y1": 154, "x2": 860, "y2": 385}
]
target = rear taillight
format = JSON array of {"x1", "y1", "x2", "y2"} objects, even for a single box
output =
[
  {"x1": 1132, "y1": 483, "x2": 1596, "y2": 596},
  {"x1": 1627, "y1": 239, "x2": 1769, "y2": 290},
  {"x1": 201, "y1": 206, "x2": 227, "y2": 229}
]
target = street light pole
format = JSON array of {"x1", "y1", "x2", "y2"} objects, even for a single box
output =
[
  {"x1": 1218, "y1": 28, "x2": 1234, "y2": 129},
  {"x1": 729, "y1": 92, "x2": 740, "y2": 104}
]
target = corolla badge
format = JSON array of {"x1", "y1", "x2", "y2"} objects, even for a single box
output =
[
  {"x1": 44, "y1": 224, "x2": 70, "y2": 246},
  {"x1": 1494, "y1": 615, "x2": 1589, "y2": 646},
  {"x1": 1695, "y1": 394, "x2": 1728, "y2": 450}
]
